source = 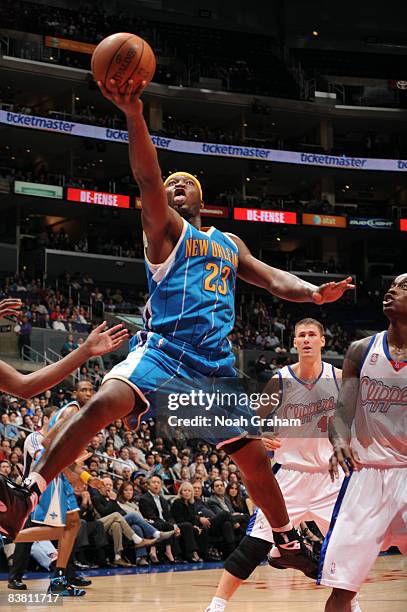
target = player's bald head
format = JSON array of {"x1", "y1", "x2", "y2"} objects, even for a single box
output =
[
  {"x1": 393, "y1": 273, "x2": 407, "y2": 285},
  {"x1": 383, "y1": 274, "x2": 407, "y2": 321}
]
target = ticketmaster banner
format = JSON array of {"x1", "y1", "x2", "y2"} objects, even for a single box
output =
[{"x1": 2, "y1": 110, "x2": 407, "y2": 172}]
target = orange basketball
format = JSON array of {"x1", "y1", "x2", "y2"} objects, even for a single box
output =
[{"x1": 91, "y1": 32, "x2": 156, "y2": 91}]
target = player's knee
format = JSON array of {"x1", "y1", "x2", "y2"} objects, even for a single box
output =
[{"x1": 224, "y1": 536, "x2": 271, "y2": 580}]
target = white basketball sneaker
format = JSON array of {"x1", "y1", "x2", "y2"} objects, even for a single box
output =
[
  {"x1": 351, "y1": 595, "x2": 362, "y2": 611},
  {"x1": 204, "y1": 598, "x2": 227, "y2": 612}
]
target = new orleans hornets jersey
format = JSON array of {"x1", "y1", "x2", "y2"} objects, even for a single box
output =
[{"x1": 143, "y1": 218, "x2": 238, "y2": 353}]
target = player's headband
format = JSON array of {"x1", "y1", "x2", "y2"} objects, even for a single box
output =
[{"x1": 164, "y1": 172, "x2": 203, "y2": 202}]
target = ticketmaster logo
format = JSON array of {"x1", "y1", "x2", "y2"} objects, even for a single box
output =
[
  {"x1": 202, "y1": 143, "x2": 270, "y2": 158},
  {"x1": 6, "y1": 112, "x2": 74, "y2": 132},
  {"x1": 300, "y1": 153, "x2": 367, "y2": 167}
]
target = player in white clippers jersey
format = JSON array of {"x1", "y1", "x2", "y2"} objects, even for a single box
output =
[
  {"x1": 321, "y1": 274, "x2": 407, "y2": 612},
  {"x1": 8, "y1": 408, "x2": 58, "y2": 590},
  {"x1": 205, "y1": 318, "x2": 361, "y2": 612}
]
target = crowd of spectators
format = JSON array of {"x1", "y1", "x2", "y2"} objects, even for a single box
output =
[
  {"x1": 0, "y1": 382, "x2": 258, "y2": 568},
  {"x1": 230, "y1": 295, "x2": 355, "y2": 357},
  {"x1": 0, "y1": 271, "x2": 146, "y2": 357}
]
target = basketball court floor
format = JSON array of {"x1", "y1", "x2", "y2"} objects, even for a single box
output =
[{"x1": 1, "y1": 554, "x2": 405, "y2": 611}]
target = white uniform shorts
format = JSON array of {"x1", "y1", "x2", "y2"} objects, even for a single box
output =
[
  {"x1": 247, "y1": 468, "x2": 342, "y2": 543},
  {"x1": 318, "y1": 466, "x2": 407, "y2": 592}
]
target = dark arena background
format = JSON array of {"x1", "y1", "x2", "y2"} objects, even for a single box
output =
[{"x1": 0, "y1": 1, "x2": 406, "y2": 610}]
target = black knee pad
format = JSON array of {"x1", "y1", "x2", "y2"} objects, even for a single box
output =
[
  {"x1": 220, "y1": 437, "x2": 252, "y2": 455},
  {"x1": 224, "y1": 536, "x2": 272, "y2": 580}
]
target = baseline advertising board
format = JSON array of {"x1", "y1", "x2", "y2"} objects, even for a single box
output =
[
  {"x1": 349, "y1": 217, "x2": 393, "y2": 230},
  {"x1": 400, "y1": 219, "x2": 407, "y2": 231},
  {"x1": 302, "y1": 213, "x2": 347, "y2": 228},
  {"x1": 14, "y1": 181, "x2": 63, "y2": 199},
  {"x1": 67, "y1": 188, "x2": 130, "y2": 208},
  {"x1": 234, "y1": 208, "x2": 297, "y2": 224}
]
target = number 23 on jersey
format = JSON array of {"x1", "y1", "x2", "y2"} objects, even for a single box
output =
[{"x1": 204, "y1": 263, "x2": 231, "y2": 295}]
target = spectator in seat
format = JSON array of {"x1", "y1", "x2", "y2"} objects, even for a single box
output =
[
  {"x1": 74, "y1": 483, "x2": 108, "y2": 568},
  {"x1": 132, "y1": 436, "x2": 147, "y2": 465},
  {"x1": 90, "y1": 363, "x2": 104, "y2": 388},
  {"x1": 0, "y1": 459, "x2": 12, "y2": 477},
  {"x1": 263, "y1": 331, "x2": 280, "y2": 350},
  {"x1": 139, "y1": 475, "x2": 182, "y2": 564},
  {"x1": 61, "y1": 334, "x2": 78, "y2": 357},
  {"x1": 190, "y1": 453, "x2": 208, "y2": 479},
  {"x1": 144, "y1": 452, "x2": 161, "y2": 477},
  {"x1": 171, "y1": 483, "x2": 205, "y2": 562},
  {"x1": 15, "y1": 316, "x2": 32, "y2": 358},
  {"x1": 112, "y1": 446, "x2": 137, "y2": 475},
  {"x1": 172, "y1": 452, "x2": 191, "y2": 479},
  {"x1": 255, "y1": 354, "x2": 274, "y2": 382},
  {"x1": 89, "y1": 477, "x2": 156, "y2": 567},
  {"x1": 0, "y1": 413, "x2": 20, "y2": 442},
  {"x1": 121, "y1": 466, "x2": 132, "y2": 483},
  {"x1": 226, "y1": 482, "x2": 252, "y2": 517},
  {"x1": 106, "y1": 424, "x2": 122, "y2": 451},
  {"x1": 53, "y1": 314, "x2": 67, "y2": 331},
  {"x1": 192, "y1": 480, "x2": 236, "y2": 559},
  {"x1": 132, "y1": 472, "x2": 148, "y2": 502},
  {"x1": 206, "y1": 452, "x2": 220, "y2": 472},
  {"x1": 194, "y1": 466, "x2": 212, "y2": 497},
  {"x1": 0, "y1": 439, "x2": 12, "y2": 459},
  {"x1": 117, "y1": 481, "x2": 174, "y2": 566},
  {"x1": 207, "y1": 479, "x2": 248, "y2": 539}
]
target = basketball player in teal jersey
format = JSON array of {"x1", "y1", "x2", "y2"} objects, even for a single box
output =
[{"x1": 0, "y1": 80, "x2": 354, "y2": 578}]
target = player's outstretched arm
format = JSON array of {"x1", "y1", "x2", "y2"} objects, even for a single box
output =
[
  {"x1": 328, "y1": 339, "x2": 369, "y2": 480},
  {"x1": 0, "y1": 322, "x2": 128, "y2": 400},
  {"x1": 227, "y1": 234, "x2": 354, "y2": 303},
  {"x1": 97, "y1": 79, "x2": 182, "y2": 247}
]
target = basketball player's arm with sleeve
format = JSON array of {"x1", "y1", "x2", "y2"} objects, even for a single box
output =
[
  {"x1": 0, "y1": 321, "x2": 128, "y2": 400},
  {"x1": 328, "y1": 339, "x2": 368, "y2": 480},
  {"x1": 227, "y1": 234, "x2": 354, "y2": 303},
  {"x1": 97, "y1": 80, "x2": 183, "y2": 258}
]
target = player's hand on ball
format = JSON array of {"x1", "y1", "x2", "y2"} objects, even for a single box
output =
[
  {"x1": 98, "y1": 78, "x2": 147, "y2": 117},
  {"x1": 312, "y1": 276, "x2": 355, "y2": 304},
  {"x1": 0, "y1": 298, "x2": 22, "y2": 319},
  {"x1": 84, "y1": 321, "x2": 129, "y2": 357},
  {"x1": 329, "y1": 442, "x2": 362, "y2": 481}
]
